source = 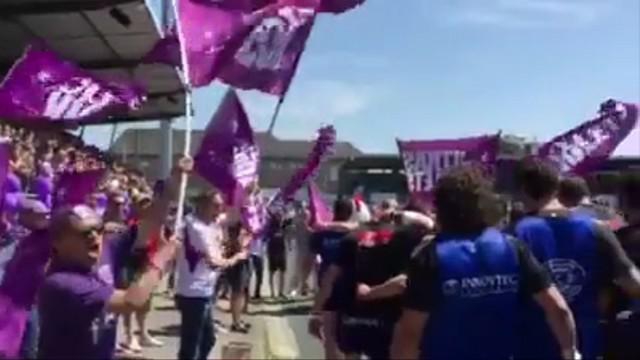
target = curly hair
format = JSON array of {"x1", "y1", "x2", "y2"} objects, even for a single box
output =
[
  {"x1": 434, "y1": 164, "x2": 495, "y2": 234},
  {"x1": 515, "y1": 157, "x2": 560, "y2": 201}
]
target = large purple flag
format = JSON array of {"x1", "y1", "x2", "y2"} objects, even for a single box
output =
[
  {"x1": 270, "y1": 125, "x2": 336, "y2": 208},
  {"x1": 194, "y1": 89, "x2": 260, "y2": 207},
  {"x1": 307, "y1": 181, "x2": 332, "y2": 226},
  {"x1": 538, "y1": 100, "x2": 639, "y2": 175},
  {"x1": 54, "y1": 168, "x2": 106, "y2": 208},
  {"x1": 0, "y1": 45, "x2": 145, "y2": 127},
  {"x1": 142, "y1": 28, "x2": 181, "y2": 68},
  {"x1": 397, "y1": 134, "x2": 500, "y2": 200},
  {"x1": 195, "y1": 0, "x2": 364, "y2": 13},
  {"x1": 177, "y1": 0, "x2": 317, "y2": 94}
]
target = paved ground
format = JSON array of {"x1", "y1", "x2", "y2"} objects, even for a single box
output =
[{"x1": 115, "y1": 243, "x2": 325, "y2": 359}]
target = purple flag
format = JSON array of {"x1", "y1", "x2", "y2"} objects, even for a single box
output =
[
  {"x1": 397, "y1": 134, "x2": 500, "y2": 200},
  {"x1": 0, "y1": 45, "x2": 145, "y2": 127},
  {"x1": 538, "y1": 100, "x2": 639, "y2": 175},
  {"x1": 318, "y1": 0, "x2": 365, "y2": 13},
  {"x1": 142, "y1": 29, "x2": 181, "y2": 68},
  {"x1": 240, "y1": 192, "x2": 268, "y2": 235},
  {"x1": 194, "y1": 0, "x2": 364, "y2": 13},
  {"x1": 307, "y1": 181, "x2": 332, "y2": 225},
  {"x1": 0, "y1": 229, "x2": 51, "y2": 358},
  {"x1": 194, "y1": 89, "x2": 260, "y2": 207},
  {"x1": 54, "y1": 168, "x2": 106, "y2": 208},
  {"x1": 177, "y1": 0, "x2": 317, "y2": 94},
  {"x1": 270, "y1": 125, "x2": 336, "y2": 208}
]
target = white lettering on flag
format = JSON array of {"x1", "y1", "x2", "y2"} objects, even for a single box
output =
[
  {"x1": 402, "y1": 150, "x2": 466, "y2": 193},
  {"x1": 235, "y1": 7, "x2": 313, "y2": 71},
  {"x1": 43, "y1": 78, "x2": 115, "y2": 120}
]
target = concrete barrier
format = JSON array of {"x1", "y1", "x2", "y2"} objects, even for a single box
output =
[{"x1": 263, "y1": 316, "x2": 299, "y2": 360}]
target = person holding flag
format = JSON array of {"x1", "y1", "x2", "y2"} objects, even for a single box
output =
[{"x1": 36, "y1": 157, "x2": 192, "y2": 359}]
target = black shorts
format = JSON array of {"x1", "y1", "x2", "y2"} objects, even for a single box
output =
[
  {"x1": 225, "y1": 260, "x2": 251, "y2": 293},
  {"x1": 267, "y1": 250, "x2": 286, "y2": 272},
  {"x1": 337, "y1": 314, "x2": 396, "y2": 359}
]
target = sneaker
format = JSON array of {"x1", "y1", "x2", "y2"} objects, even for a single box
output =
[
  {"x1": 121, "y1": 337, "x2": 142, "y2": 353},
  {"x1": 214, "y1": 320, "x2": 230, "y2": 334},
  {"x1": 230, "y1": 323, "x2": 249, "y2": 334},
  {"x1": 140, "y1": 335, "x2": 164, "y2": 347},
  {"x1": 239, "y1": 320, "x2": 252, "y2": 329},
  {"x1": 288, "y1": 290, "x2": 299, "y2": 298}
]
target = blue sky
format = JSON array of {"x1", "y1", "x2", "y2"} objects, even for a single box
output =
[{"x1": 87, "y1": 0, "x2": 640, "y2": 154}]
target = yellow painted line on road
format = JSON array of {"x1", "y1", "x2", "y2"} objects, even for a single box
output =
[{"x1": 263, "y1": 316, "x2": 300, "y2": 360}]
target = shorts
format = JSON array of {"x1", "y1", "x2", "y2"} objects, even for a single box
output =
[
  {"x1": 267, "y1": 251, "x2": 286, "y2": 272},
  {"x1": 337, "y1": 314, "x2": 396, "y2": 359},
  {"x1": 225, "y1": 260, "x2": 251, "y2": 293}
]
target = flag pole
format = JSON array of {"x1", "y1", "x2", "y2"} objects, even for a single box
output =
[
  {"x1": 172, "y1": 0, "x2": 194, "y2": 230},
  {"x1": 108, "y1": 123, "x2": 118, "y2": 149},
  {"x1": 267, "y1": 95, "x2": 285, "y2": 135}
]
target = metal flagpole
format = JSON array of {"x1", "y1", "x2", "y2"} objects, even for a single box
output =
[
  {"x1": 108, "y1": 123, "x2": 118, "y2": 149},
  {"x1": 267, "y1": 95, "x2": 285, "y2": 135},
  {"x1": 172, "y1": 0, "x2": 194, "y2": 230}
]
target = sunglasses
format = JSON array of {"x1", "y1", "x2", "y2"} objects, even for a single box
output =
[{"x1": 77, "y1": 224, "x2": 105, "y2": 239}]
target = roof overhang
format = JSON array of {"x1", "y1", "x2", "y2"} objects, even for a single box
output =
[{"x1": 0, "y1": 0, "x2": 185, "y2": 124}]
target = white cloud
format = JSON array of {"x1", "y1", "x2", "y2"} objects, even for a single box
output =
[{"x1": 434, "y1": 0, "x2": 609, "y2": 28}]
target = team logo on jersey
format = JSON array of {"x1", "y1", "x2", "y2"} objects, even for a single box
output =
[
  {"x1": 441, "y1": 274, "x2": 519, "y2": 298},
  {"x1": 545, "y1": 259, "x2": 586, "y2": 301}
]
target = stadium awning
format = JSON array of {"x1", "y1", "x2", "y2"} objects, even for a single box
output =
[{"x1": 0, "y1": 0, "x2": 185, "y2": 123}]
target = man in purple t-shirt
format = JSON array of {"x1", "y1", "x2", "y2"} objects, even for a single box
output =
[{"x1": 37, "y1": 158, "x2": 191, "y2": 359}]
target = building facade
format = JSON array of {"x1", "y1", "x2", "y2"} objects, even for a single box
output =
[{"x1": 109, "y1": 128, "x2": 362, "y2": 195}]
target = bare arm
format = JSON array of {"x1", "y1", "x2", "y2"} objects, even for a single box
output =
[
  {"x1": 533, "y1": 286, "x2": 578, "y2": 360},
  {"x1": 313, "y1": 221, "x2": 359, "y2": 233},
  {"x1": 397, "y1": 211, "x2": 435, "y2": 230},
  {"x1": 311, "y1": 264, "x2": 341, "y2": 314},
  {"x1": 390, "y1": 309, "x2": 429, "y2": 360},
  {"x1": 134, "y1": 157, "x2": 192, "y2": 249},
  {"x1": 357, "y1": 275, "x2": 407, "y2": 301},
  {"x1": 107, "y1": 235, "x2": 178, "y2": 314},
  {"x1": 615, "y1": 267, "x2": 640, "y2": 299}
]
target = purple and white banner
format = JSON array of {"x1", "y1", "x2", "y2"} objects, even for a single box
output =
[
  {"x1": 174, "y1": 0, "x2": 317, "y2": 95},
  {"x1": 270, "y1": 125, "x2": 336, "y2": 209},
  {"x1": 0, "y1": 45, "x2": 145, "y2": 127},
  {"x1": 194, "y1": 89, "x2": 260, "y2": 208},
  {"x1": 397, "y1": 134, "x2": 500, "y2": 199},
  {"x1": 538, "y1": 100, "x2": 639, "y2": 175}
]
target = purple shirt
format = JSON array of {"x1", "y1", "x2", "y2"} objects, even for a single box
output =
[
  {"x1": 38, "y1": 235, "x2": 127, "y2": 359},
  {"x1": 38, "y1": 266, "x2": 116, "y2": 359}
]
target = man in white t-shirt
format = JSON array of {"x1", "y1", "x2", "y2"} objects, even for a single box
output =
[{"x1": 175, "y1": 190, "x2": 247, "y2": 360}]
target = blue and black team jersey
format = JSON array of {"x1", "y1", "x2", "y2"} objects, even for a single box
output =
[
  {"x1": 514, "y1": 213, "x2": 635, "y2": 360},
  {"x1": 404, "y1": 228, "x2": 551, "y2": 360}
]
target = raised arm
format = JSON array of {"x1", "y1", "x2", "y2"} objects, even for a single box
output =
[{"x1": 134, "y1": 157, "x2": 192, "y2": 249}]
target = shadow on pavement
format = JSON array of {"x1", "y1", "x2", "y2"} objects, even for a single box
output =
[
  {"x1": 248, "y1": 303, "x2": 312, "y2": 316},
  {"x1": 148, "y1": 324, "x2": 181, "y2": 337},
  {"x1": 153, "y1": 305, "x2": 177, "y2": 312}
]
